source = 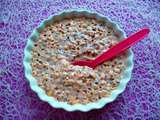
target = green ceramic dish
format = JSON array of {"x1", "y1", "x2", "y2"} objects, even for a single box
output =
[{"x1": 23, "y1": 10, "x2": 134, "y2": 112}]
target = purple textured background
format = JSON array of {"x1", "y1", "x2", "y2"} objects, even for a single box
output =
[{"x1": 0, "y1": 0, "x2": 160, "y2": 119}]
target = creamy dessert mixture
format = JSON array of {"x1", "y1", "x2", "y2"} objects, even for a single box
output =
[{"x1": 31, "y1": 17, "x2": 127, "y2": 104}]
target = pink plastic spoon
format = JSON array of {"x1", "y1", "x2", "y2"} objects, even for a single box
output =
[{"x1": 72, "y1": 28, "x2": 150, "y2": 69}]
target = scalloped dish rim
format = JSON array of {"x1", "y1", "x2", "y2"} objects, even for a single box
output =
[{"x1": 23, "y1": 9, "x2": 134, "y2": 112}]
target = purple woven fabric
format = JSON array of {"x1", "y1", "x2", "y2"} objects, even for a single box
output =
[{"x1": 0, "y1": 0, "x2": 160, "y2": 119}]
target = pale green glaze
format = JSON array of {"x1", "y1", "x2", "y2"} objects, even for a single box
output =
[{"x1": 23, "y1": 10, "x2": 134, "y2": 112}]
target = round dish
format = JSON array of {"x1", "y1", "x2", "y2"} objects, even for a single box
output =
[{"x1": 23, "y1": 10, "x2": 134, "y2": 112}]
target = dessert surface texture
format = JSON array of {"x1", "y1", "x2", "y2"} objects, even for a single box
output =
[{"x1": 31, "y1": 17, "x2": 127, "y2": 104}]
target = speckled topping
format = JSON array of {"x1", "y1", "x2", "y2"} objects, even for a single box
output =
[{"x1": 31, "y1": 17, "x2": 127, "y2": 104}]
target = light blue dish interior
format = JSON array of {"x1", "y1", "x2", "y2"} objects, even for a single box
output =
[{"x1": 23, "y1": 10, "x2": 134, "y2": 112}]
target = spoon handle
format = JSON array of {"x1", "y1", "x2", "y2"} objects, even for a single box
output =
[{"x1": 92, "y1": 28, "x2": 150, "y2": 67}]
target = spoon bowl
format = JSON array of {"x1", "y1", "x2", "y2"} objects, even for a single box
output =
[{"x1": 72, "y1": 28, "x2": 150, "y2": 68}]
